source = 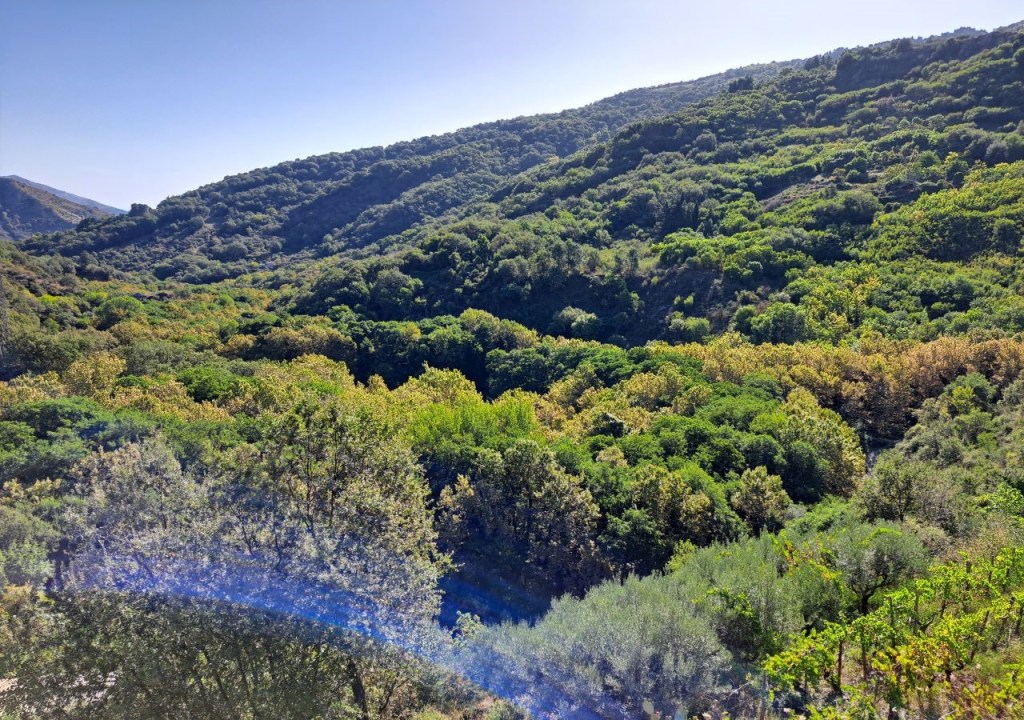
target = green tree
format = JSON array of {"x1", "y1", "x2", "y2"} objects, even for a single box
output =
[
  {"x1": 830, "y1": 522, "x2": 927, "y2": 614},
  {"x1": 857, "y1": 452, "x2": 931, "y2": 522},
  {"x1": 440, "y1": 440, "x2": 602, "y2": 593},
  {"x1": 749, "y1": 303, "x2": 809, "y2": 343},
  {"x1": 730, "y1": 465, "x2": 791, "y2": 534},
  {"x1": 95, "y1": 295, "x2": 145, "y2": 329},
  {"x1": 4, "y1": 414, "x2": 450, "y2": 720}
]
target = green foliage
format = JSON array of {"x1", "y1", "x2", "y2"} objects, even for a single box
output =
[
  {"x1": 94, "y1": 294, "x2": 144, "y2": 329},
  {"x1": 4, "y1": 397, "x2": 114, "y2": 439},
  {"x1": 1, "y1": 422, "x2": 449, "y2": 719},
  {"x1": 870, "y1": 162, "x2": 1024, "y2": 260},
  {"x1": 462, "y1": 570, "x2": 729, "y2": 718},
  {"x1": 176, "y1": 364, "x2": 246, "y2": 402},
  {"x1": 829, "y1": 521, "x2": 928, "y2": 614},
  {"x1": 750, "y1": 303, "x2": 810, "y2": 344},
  {"x1": 731, "y1": 465, "x2": 791, "y2": 534},
  {"x1": 438, "y1": 439, "x2": 602, "y2": 596},
  {"x1": 765, "y1": 546, "x2": 1024, "y2": 718}
]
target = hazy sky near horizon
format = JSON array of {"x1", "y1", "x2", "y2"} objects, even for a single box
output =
[{"x1": 2, "y1": 1, "x2": 1022, "y2": 209}]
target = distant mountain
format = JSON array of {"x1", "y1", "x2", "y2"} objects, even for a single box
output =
[
  {"x1": 0, "y1": 176, "x2": 122, "y2": 241},
  {"x1": 3, "y1": 175, "x2": 125, "y2": 217}
]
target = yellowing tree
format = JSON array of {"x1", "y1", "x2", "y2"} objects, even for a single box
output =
[
  {"x1": 730, "y1": 466, "x2": 791, "y2": 534},
  {"x1": 62, "y1": 352, "x2": 126, "y2": 398}
]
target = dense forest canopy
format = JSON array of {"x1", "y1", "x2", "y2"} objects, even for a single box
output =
[{"x1": 3, "y1": 21, "x2": 1024, "y2": 720}]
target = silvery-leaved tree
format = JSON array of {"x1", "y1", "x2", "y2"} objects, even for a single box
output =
[{"x1": 4, "y1": 398, "x2": 452, "y2": 720}]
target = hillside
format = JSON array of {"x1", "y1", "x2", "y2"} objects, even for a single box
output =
[
  {"x1": 19, "y1": 60, "x2": 800, "y2": 278},
  {"x1": 259, "y1": 23, "x2": 1024, "y2": 362},
  {"x1": 2, "y1": 176, "x2": 124, "y2": 217},
  {"x1": 0, "y1": 176, "x2": 120, "y2": 241},
  {"x1": 24, "y1": 24, "x2": 1024, "y2": 352}
]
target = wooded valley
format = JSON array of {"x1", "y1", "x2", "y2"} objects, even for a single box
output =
[{"x1": 2, "y1": 21, "x2": 1024, "y2": 719}]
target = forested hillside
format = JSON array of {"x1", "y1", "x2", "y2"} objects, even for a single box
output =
[
  {"x1": 3, "y1": 22, "x2": 1024, "y2": 720},
  {"x1": 275, "y1": 22, "x2": 1024, "y2": 348},
  {"x1": 21, "y1": 60, "x2": 796, "y2": 280}
]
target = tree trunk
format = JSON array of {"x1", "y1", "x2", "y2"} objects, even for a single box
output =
[{"x1": 347, "y1": 659, "x2": 370, "y2": 720}]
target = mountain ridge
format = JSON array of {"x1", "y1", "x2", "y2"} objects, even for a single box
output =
[
  {"x1": 2, "y1": 175, "x2": 125, "y2": 216},
  {"x1": 19, "y1": 22, "x2": 1024, "y2": 287},
  {"x1": 18, "y1": 58, "x2": 807, "y2": 276},
  {"x1": 0, "y1": 176, "x2": 121, "y2": 242}
]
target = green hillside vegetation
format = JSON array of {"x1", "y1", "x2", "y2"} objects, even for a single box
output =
[
  {"x1": 23, "y1": 60, "x2": 797, "y2": 281},
  {"x1": 2, "y1": 22, "x2": 1024, "y2": 720}
]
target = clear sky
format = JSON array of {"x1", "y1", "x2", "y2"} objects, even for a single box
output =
[{"x1": 1, "y1": 0, "x2": 1021, "y2": 210}]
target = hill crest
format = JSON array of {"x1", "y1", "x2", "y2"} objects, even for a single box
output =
[{"x1": 0, "y1": 176, "x2": 121, "y2": 241}]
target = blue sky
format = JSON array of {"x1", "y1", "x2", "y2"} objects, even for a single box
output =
[{"x1": 2, "y1": 1, "x2": 1022, "y2": 209}]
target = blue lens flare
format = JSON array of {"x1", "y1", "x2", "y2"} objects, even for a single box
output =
[{"x1": 70, "y1": 548, "x2": 620, "y2": 719}]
